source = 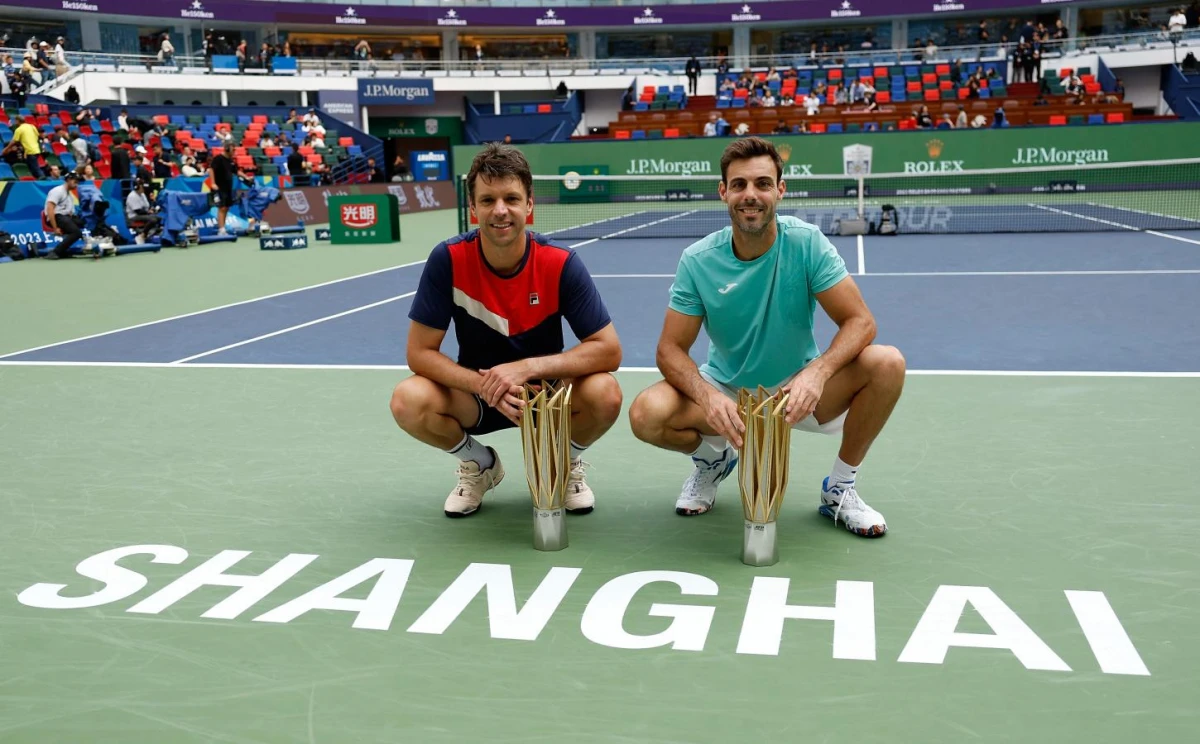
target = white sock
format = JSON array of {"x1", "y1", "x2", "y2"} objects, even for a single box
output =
[
  {"x1": 448, "y1": 434, "x2": 494, "y2": 470},
  {"x1": 828, "y1": 456, "x2": 859, "y2": 490},
  {"x1": 570, "y1": 440, "x2": 587, "y2": 462},
  {"x1": 690, "y1": 434, "x2": 729, "y2": 465}
]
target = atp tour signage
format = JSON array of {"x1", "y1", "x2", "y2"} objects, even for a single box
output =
[
  {"x1": 15, "y1": 544, "x2": 1151, "y2": 676},
  {"x1": 358, "y1": 79, "x2": 435, "y2": 106},
  {"x1": 13, "y1": 0, "x2": 1088, "y2": 28}
]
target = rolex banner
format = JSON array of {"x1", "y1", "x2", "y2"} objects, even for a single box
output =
[{"x1": 262, "y1": 181, "x2": 457, "y2": 227}]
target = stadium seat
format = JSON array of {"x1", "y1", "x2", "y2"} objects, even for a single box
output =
[
  {"x1": 664, "y1": 128, "x2": 680, "y2": 138},
  {"x1": 1106, "y1": 112, "x2": 1124, "y2": 123},
  {"x1": 1049, "y1": 115, "x2": 1067, "y2": 126},
  {"x1": 537, "y1": 104, "x2": 552, "y2": 113},
  {"x1": 1087, "y1": 114, "x2": 1105, "y2": 125},
  {"x1": 614, "y1": 130, "x2": 631, "y2": 140},
  {"x1": 875, "y1": 91, "x2": 891, "y2": 104},
  {"x1": 0, "y1": 162, "x2": 14, "y2": 180}
]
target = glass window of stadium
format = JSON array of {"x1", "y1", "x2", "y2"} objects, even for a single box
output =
[
  {"x1": 280, "y1": 32, "x2": 442, "y2": 62},
  {"x1": 908, "y1": 11, "x2": 1061, "y2": 47},
  {"x1": 1079, "y1": 1, "x2": 1199, "y2": 37},
  {"x1": 753, "y1": 23, "x2": 891, "y2": 58},
  {"x1": 1, "y1": 19, "x2": 81, "y2": 53},
  {"x1": 595, "y1": 31, "x2": 731, "y2": 59},
  {"x1": 458, "y1": 33, "x2": 576, "y2": 61}
]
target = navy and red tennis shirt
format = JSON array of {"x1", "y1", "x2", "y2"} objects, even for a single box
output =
[{"x1": 408, "y1": 230, "x2": 612, "y2": 371}]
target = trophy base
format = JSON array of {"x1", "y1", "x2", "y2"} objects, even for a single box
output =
[
  {"x1": 742, "y1": 520, "x2": 779, "y2": 566},
  {"x1": 532, "y1": 507, "x2": 568, "y2": 551}
]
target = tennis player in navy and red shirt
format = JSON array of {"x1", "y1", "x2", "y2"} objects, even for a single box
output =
[{"x1": 391, "y1": 143, "x2": 624, "y2": 518}]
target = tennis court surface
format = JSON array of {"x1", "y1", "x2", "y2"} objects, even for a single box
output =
[{"x1": 1, "y1": 198, "x2": 1198, "y2": 743}]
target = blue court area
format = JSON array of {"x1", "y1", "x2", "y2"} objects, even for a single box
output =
[
  {"x1": 3, "y1": 229, "x2": 1200, "y2": 373},
  {"x1": 543, "y1": 203, "x2": 1200, "y2": 241}
]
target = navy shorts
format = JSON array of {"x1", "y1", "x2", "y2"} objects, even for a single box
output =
[
  {"x1": 465, "y1": 379, "x2": 565, "y2": 436},
  {"x1": 465, "y1": 394, "x2": 517, "y2": 436}
]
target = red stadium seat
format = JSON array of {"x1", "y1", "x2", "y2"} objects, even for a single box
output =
[
  {"x1": 1048, "y1": 115, "x2": 1067, "y2": 126},
  {"x1": 1106, "y1": 112, "x2": 1124, "y2": 123},
  {"x1": 875, "y1": 91, "x2": 891, "y2": 104},
  {"x1": 537, "y1": 104, "x2": 552, "y2": 113},
  {"x1": 614, "y1": 130, "x2": 631, "y2": 140}
]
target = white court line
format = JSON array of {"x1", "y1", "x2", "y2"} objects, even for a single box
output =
[
  {"x1": 0, "y1": 259, "x2": 428, "y2": 361},
  {"x1": 544, "y1": 211, "x2": 651, "y2": 236},
  {"x1": 592, "y1": 270, "x2": 1200, "y2": 278},
  {"x1": 1035, "y1": 204, "x2": 1200, "y2": 247},
  {"x1": 569, "y1": 210, "x2": 698, "y2": 249},
  {"x1": 170, "y1": 292, "x2": 416, "y2": 364},
  {"x1": 1087, "y1": 202, "x2": 1200, "y2": 225},
  {"x1": 857, "y1": 234, "x2": 866, "y2": 276},
  {"x1": 1145, "y1": 230, "x2": 1200, "y2": 246},
  {"x1": 1029, "y1": 203, "x2": 1141, "y2": 231},
  {"x1": 0, "y1": 360, "x2": 1197, "y2": 378}
]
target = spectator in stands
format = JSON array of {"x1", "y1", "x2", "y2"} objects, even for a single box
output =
[
  {"x1": 391, "y1": 153, "x2": 411, "y2": 182},
  {"x1": 42, "y1": 172, "x2": 81, "y2": 259},
  {"x1": 211, "y1": 146, "x2": 234, "y2": 236},
  {"x1": 685, "y1": 55, "x2": 701, "y2": 96},
  {"x1": 70, "y1": 132, "x2": 90, "y2": 165},
  {"x1": 938, "y1": 114, "x2": 954, "y2": 129},
  {"x1": 181, "y1": 153, "x2": 203, "y2": 177},
  {"x1": 258, "y1": 43, "x2": 274, "y2": 72},
  {"x1": 367, "y1": 157, "x2": 386, "y2": 183},
  {"x1": 804, "y1": 91, "x2": 821, "y2": 115},
  {"x1": 152, "y1": 145, "x2": 172, "y2": 179},
  {"x1": 772, "y1": 119, "x2": 790, "y2": 135},
  {"x1": 916, "y1": 105, "x2": 934, "y2": 129},
  {"x1": 925, "y1": 39, "x2": 938, "y2": 60},
  {"x1": 46, "y1": 165, "x2": 61, "y2": 180},
  {"x1": 159, "y1": 34, "x2": 175, "y2": 66},
  {"x1": 285, "y1": 108, "x2": 301, "y2": 126},
  {"x1": 235, "y1": 40, "x2": 247, "y2": 72},
  {"x1": 1064, "y1": 73, "x2": 1083, "y2": 97},
  {"x1": 992, "y1": 105, "x2": 1008, "y2": 128},
  {"x1": 704, "y1": 114, "x2": 719, "y2": 137},
  {"x1": 287, "y1": 148, "x2": 308, "y2": 183},
  {"x1": 781, "y1": 93, "x2": 796, "y2": 107},
  {"x1": 53, "y1": 37, "x2": 68, "y2": 77},
  {"x1": 35, "y1": 41, "x2": 54, "y2": 83},
  {"x1": 1170, "y1": 7, "x2": 1187, "y2": 42},
  {"x1": 2, "y1": 116, "x2": 44, "y2": 179},
  {"x1": 956, "y1": 105, "x2": 968, "y2": 128}
]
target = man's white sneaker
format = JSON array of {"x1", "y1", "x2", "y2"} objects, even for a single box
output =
[
  {"x1": 819, "y1": 478, "x2": 887, "y2": 537},
  {"x1": 564, "y1": 459, "x2": 595, "y2": 515},
  {"x1": 675, "y1": 447, "x2": 738, "y2": 516},
  {"x1": 444, "y1": 447, "x2": 504, "y2": 517}
]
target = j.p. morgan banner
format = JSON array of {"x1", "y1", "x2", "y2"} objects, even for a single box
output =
[
  {"x1": 357, "y1": 79, "x2": 435, "y2": 106},
  {"x1": 264, "y1": 182, "x2": 457, "y2": 227}
]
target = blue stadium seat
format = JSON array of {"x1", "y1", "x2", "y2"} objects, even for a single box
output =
[
  {"x1": 1087, "y1": 114, "x2": 1105, "y2": 124},
  {"x1": 978, "y1": 88, "x2": 991, "y2": 98},
  {"x1": 170, "y1": 115, "x2": 186, "y2": 125},
  {"x1": 0, "y1": 162, "x2": 14, "y2": 180},
  {"x1": 272, "y1": 57, "x2": 298, "y2": 74},
  {"x1": 631, "y1": 130, "x2": 646, "y2": 139},
  {"x1": 59, "y1": 153, "x2": 76, "y2": 170},
  {"x1": 827, "y1": 123, "x2": 844, "y2": 133},
  {"x1": 716, "y1": 99, "x2": 730, "y2": 108}
]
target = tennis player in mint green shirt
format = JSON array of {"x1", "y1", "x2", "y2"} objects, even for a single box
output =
[{"x1": 628, "y1": 137, "x2": 906, "y2": 537}]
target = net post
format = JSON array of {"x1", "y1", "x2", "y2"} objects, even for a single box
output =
[{"x1": 857, "y1": 175, "x2": 866, "y2": 221}]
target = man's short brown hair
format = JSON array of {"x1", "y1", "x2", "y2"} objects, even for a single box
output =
[
  {"x1": 719, "y1": 137, "x2": 784, "y2": 184},
  {"x1": 467, "y1": 143, "x2": 533, "y2": 204}
]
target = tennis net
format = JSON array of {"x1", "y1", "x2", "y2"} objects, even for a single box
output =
[{"x1": 456, "y1": 158, "x2": 1200, "y2": 241}]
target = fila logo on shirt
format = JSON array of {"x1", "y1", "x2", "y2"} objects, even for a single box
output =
[{"x1": 529, "y1": 293, "x2": 540, "y2": 305}]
